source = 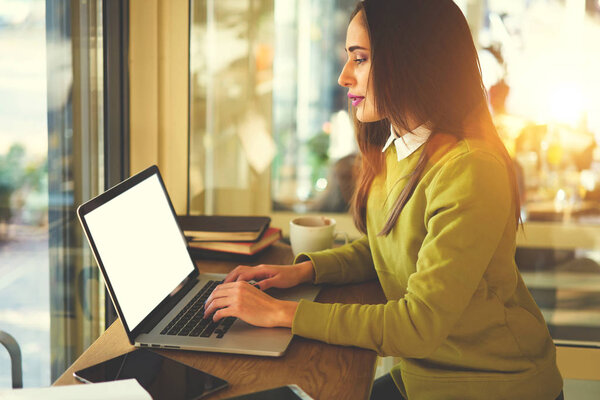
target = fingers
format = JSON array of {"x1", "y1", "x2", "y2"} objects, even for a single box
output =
[
  {"x1": 235, "y1": 271, "x2": 259, "y2": 283},
  {"x1": 203, "y1": 297, "x2": 230, "y2": 318},
  {"x1": 223, "y1": 264, "x2": 272, "y2": 284},
  {"x1": 204, "y1": 281, "x2": 257, "y2": 316},
  {"x1": 206, "y1": 299, "x2": 241, "y2": 323},
  {"x1": 223, "y1": 265, "x2": 251, "y2": 283},
  {"x1": 204, "y1": 281, "x2": 262, "y2": 322},
  {"x1": 226, "y1": 264, "x2": 301, "y2": 290},
  {"x1": 257, "y1": 277, "x2": 278, "y2": 291},
  {"x1": 212, "y1": 307, "x2": 236, "y2": 323},
  {"x1": 203, "y1": 282, "x2": 290, "y2": 327},
  {"x1": 205, "y1": 282, "x2": 238, "y2": 306}
]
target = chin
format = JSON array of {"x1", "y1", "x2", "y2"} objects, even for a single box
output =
[
  {"x1": 355, "y1": 104, "x2": 382, "y2": 123},
  {"x1": 356, "y1": 111, "x2": 382, "y2": 123}
]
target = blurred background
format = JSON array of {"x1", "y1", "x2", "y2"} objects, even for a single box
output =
[{"x1": 188, "y1": 0, "x2": 600, "y2": 352}]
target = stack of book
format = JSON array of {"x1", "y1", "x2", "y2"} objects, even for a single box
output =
[{"x1": 177, "y1": 215, "x2": 281, "y2": 261}]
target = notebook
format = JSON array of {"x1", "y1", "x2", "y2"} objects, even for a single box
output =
[
  {"x1": 187, "y1": 227, "x2": 282, "y2": 255},
  {"x1": 177, "y1": 215, "x2": 270, "y2": 242},
  {"x1": 77, "y1": 165, "x2": 320, "y2": 356}
]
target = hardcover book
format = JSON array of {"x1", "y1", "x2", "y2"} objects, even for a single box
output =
[
  {"x1": 187, "y1": 227, "x2": 282, "y2": 255},
  {"x1": 177, "y1": 215, "x2": 270, "y2": 242}
]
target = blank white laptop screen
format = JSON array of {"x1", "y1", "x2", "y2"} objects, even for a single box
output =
[{"x1": 83, "y1": 174, "x2": 195, "y2": 330}]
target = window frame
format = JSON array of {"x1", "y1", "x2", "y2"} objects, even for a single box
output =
[{"x1": 102, "y1": 0, "x2": 130, "y2": 327}]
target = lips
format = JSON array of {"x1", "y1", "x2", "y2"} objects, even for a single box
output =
[{"x1": 348, "y1": 93, "x2": 365, "y2": 107}]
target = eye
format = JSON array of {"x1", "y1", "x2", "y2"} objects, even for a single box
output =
[{"x1": 353, "y1": 58, "x2": 367, "y2": 65}]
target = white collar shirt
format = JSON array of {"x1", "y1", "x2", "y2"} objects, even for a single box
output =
[{"x1": 382, "y1": 124, "x2": 432, "y2": 161}]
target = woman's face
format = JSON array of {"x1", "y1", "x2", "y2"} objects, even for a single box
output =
[{"x1": 338, "y1": 11, "x2": 382, "y2": 123}]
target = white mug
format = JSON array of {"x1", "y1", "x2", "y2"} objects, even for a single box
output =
[{"x1": 289, "y1": 216, "x2": 349, "y2": 256}]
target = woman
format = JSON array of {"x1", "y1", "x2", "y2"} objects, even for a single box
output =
[{"x1": 204, "y1": 1, "x2": 563, "y2": 398}]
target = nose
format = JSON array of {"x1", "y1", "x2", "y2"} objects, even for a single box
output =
[{"x1": 338, "y1": 61, "x2": 354, "y2": 88}]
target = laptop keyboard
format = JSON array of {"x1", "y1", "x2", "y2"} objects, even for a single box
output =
[{"x1": 160, "y1": 280, "x2": 237, "y2": 339}]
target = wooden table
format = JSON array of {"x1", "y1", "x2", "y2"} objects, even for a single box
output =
[{"x1": 54, "y1": 242, "x2": 387, "y2": 399}]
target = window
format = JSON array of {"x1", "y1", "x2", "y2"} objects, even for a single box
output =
[
  {"x1": 188, "y1": 0, "x2": 600, "y2": 346},
  {"x1": 189, "y1": 0, "x2": 356, "y2": 220},
  {"x1": 0, "y1": 0, "x2": 104, "y2": 387},
  {"x1": 474, "y1": 0, "x2": 600, "y2": 347},
  {"x1": 270, "y1": 0, "x2": 357, "y2": 214}
]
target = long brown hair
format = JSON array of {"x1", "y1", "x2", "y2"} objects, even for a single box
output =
[{"x1": 349, "y1": 0, "x2": 521, "y2": 235}]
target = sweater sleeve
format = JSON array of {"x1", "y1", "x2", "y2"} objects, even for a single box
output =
[
  {"x1": 294, "y1": 235, "x2": 376, "y2": 284},
  {"x1": 292, "y1": 151, "x2": 512, "y2": 357}
]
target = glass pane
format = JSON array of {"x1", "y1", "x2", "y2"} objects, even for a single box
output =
[
  {"x1": 189, "y1": 0, "x2": 275, "y2": 215},
  {"x1": 271, "y1": 0, "x2": 357, "y2": 213},
  {"x1": 0, "y1": 0, "x2": 104, "y2": 387},
  {"x1": 0, "y1": 0, "x2": 51, "y2": 387},
  {"x1": 480, "y1": 1, "x2": 600, "y2": 221},
  {"x1": 46, "y1": 0, "x2": 104, "y2": 382},
  {"x1": 474, "y1": 0, "x2": 600, "y2": 345},
  {"x1": 189, "y1": 0, "x2": 356, "y2": 216}
]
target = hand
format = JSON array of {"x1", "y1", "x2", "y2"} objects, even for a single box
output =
[
  {"x1": 204, "y1": 281, "x2": 298, "y2": 327},
  {"x1": 223, "y1": 260, "x2": 315, "y2": 290}
]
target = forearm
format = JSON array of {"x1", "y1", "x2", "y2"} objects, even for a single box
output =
[
  {"x1": 292, "y1": 298, "x2": 450, "y2": 358},
  {"x1": 295, "y1": 260, "x2": 316, "y2": 283},
  {"x1": 295, "y1": 236, "x2": 376, "y2": 284},
  {"x1": 273, "y1": 261, "x2": 312, "y2": 328},
  {"x1": 277, "y1": 300, "x2": 299, "y2": 328}
]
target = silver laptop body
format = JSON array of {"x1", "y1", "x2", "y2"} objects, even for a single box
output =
[{"x1": 77, "y1": 165, "x2": 320, "y2": 357}]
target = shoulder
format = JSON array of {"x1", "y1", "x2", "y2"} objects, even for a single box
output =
[
  {"x1": 421, "y1": 134, "x2": 512, "y2": 206},
  {"x1": 425, "y1": 133, "x2": 509, "y2": 175}
]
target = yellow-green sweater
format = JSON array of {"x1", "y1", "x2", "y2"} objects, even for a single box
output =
[{"x1": 292, "y1": 134, "x2": 563, "y2": 399}]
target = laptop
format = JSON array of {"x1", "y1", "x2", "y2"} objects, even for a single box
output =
[{"x1": 77, "y1": 165, "x2": 320, "y2": 357}]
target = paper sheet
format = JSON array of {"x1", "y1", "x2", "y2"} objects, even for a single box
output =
[{"x1": 0, "y1": 379, "x2": 151, "y2": 400}]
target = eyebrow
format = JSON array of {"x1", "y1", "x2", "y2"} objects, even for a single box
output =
[{"x1": 346, "y1": 45, "x2": 368, "y2": 53}]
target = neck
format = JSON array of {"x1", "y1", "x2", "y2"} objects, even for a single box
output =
[{"x1": 391, "y1": 118, "x2": 424, "y2": 137}]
